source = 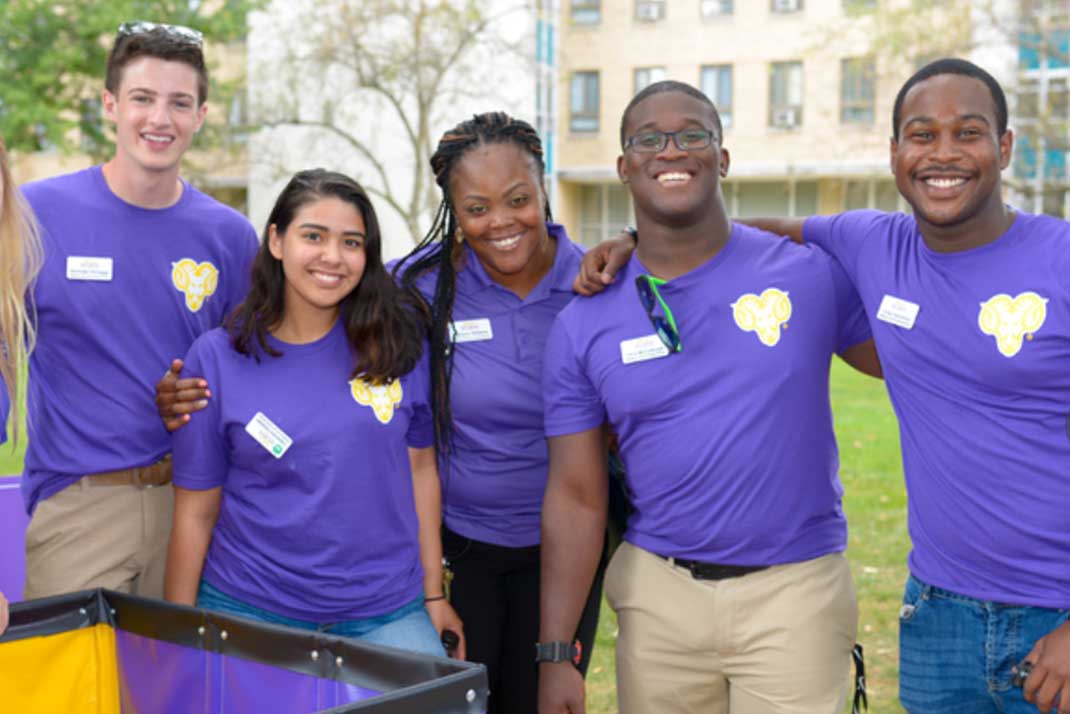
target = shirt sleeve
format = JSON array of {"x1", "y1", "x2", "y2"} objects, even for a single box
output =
[
  {"x1": 220, "y1": 222, "x2": 259, "y2": 318},
  {"x1": 823, "y1": 251, "x2": 872, "y2": 353},
  {"x1": 543, "y1": 312, "x2": 606, "y2": 438},
  {"x1": 405, "y1": 347, "x2": 435, "y2": 449},
  {"x1": 802, "y1": 209, "x2": 886, "y2": 284},
  {"x1": 171, "y1": 337, "x2": 229, "y2": 490}
]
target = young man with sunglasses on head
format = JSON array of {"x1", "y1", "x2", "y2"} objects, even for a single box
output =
[
  {"x1": 19, "y1": 23, "x2": 258, "y2": 600},
  {"x1": 578, "y1": 60, "x2": 1070, "y2": 714},
  {"x1": 536, "y1": 80, "x2": 879, "y2": 714}
]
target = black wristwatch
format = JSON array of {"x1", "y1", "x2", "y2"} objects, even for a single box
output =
[
  {"x1": 623, "y1": 225, "x2": 638, "y2": 241},
  {"x1": 534, "y1": 639, "x2": 582, "y2": 666}
]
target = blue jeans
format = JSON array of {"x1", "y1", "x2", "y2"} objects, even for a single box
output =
[
  {"x1": 197, "y1": 580, "x2": 446, "y2": 657},
  {"x1": 899, "y1": 574, "x2": 1069, "y2": 713}
]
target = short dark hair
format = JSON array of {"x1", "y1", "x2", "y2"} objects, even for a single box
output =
[
  {"x1": 228, "y1": 169, "x2": 426, "y2": 383},
  {"x1": 105, "y1": 28, "x2": 209, "y2": 105},
  {"x1": 619, "y1": 80, "x2": 723, "y2": 149},
  {"x1": 892, "y1": 58, "x2": 1007, "y2": 140}
]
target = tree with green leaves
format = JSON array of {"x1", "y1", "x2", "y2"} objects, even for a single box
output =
[{"x1": 0, "y1": 0, "x2": 254, "y2": 160}]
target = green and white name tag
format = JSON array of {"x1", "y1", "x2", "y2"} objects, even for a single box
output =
[{"x1": 244, "y1": 411, "x2": 293, "y2": 459}]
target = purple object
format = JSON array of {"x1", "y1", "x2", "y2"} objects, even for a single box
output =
[
  {"x1": 804, "y1": 209, "x2": 1070, "y2": 608},
  {"x1": 115, "y1": 630, "x2": 378, "y2": 713},
  {"x1": 20, "y1": 165, "x2": 258, "y2": 515},
  {"x1": 0, "y1": 475, "x2": 29, "y2": 601},
  {"x1": 171, "y1": 323, "x2": 433, "y2": 622},
  {"x1": 406, "y1": 225, "x2": 586, "y2": 548},
  {"x1": 543, "y1": 224, "x2": 870, "y2": 565}
]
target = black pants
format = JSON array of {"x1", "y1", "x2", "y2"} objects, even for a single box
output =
[{"x1": 443, "y1": 526, "x2": 605, "y2": 714}]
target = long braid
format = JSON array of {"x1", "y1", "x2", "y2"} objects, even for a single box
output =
[{"x1": 398, "y1": 112, "x2": 552, "y2": 471}]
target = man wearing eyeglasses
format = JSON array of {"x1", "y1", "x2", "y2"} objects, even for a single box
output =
[
  {"x1": 536, "y1": 80, "x2": 879, "y2": 714},
  {"x1": 18, "y1": 23, "x2": 258, "y2": 600}
]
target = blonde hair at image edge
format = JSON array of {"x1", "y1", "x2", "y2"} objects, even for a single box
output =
[{"x1": 0, "y1": 134, "x2": 43, "y2": 442}]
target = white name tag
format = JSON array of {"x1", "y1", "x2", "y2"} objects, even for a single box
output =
[
  {"x1": 66, "y1": 256, "x2": 113, "y2": 281},
  {"x1": 244, "y1": 411, "x2": 293, "y2": 459},
  {"x1": 620, "y1": 334, "x2": 670, "y2": 364},
  {"x1": 877, "y1": 294, "x2": 920, "y2": 330},
  {"x1": 450, "y1": 318, "x2": 493, "y2": 343}
]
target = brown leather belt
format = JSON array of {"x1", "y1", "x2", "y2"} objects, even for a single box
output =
[
  {"x1": 656, "y1": 553, "x2": 769, "y2": 581},
  {"x1": 83, "y1": 454, "x2": 173, "y2": 488}
]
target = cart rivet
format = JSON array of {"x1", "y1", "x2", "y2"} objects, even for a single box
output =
[
  {"x1": 310, "y1": 650, "x2": 319, "y2": 661},
  {"x1": 466, "y1": 689, "x2": 476, "y2": 703},
  {"x1": 110, "y1": 608, "x2": 116, "y2": 616},
  {"x1": 335, "y1": 656, "x2": 343, "y2": 667},
  {"x1": 79, "y1": 608, "x2": 87, "y2": 616},
  {"x1": 220, "y1": 630, "x2": 229, "y2": 640},
  {"x1": 197, "y1": 626, "x2": 206, "y2": 636}
]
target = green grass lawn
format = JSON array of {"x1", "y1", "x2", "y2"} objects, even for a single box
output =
[{"x1": 584, "y1": 359, "x2": 910, "y2": 714}]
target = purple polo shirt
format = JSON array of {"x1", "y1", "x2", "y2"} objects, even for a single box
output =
[
  {"x1": 544, "y1": 223, "x2": 870, "y2": 565},
  {"x1": 21, "y1": 166, "x2": 257, "y2": 513},
  {"x1": 172, "y1": 323, "x2": 434, "y2": 622},
  {"x1": 804, "y1": 209, "x2": 1070, "y2": 608},
  {"x1": 407, "y1": 224, "x2": 584, "y2": 547}
]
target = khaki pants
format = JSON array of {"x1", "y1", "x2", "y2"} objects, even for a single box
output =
[
  {"x1": 605, "y1": 542, "x2": 858, "y2": 714},
  {"x1": 23, "y1": 476, "x2": 174, "y2": 600}
]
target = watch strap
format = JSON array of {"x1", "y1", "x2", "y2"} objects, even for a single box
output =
[{"x1": 534, "y1": 639, "x2": 582, "y2": 665}]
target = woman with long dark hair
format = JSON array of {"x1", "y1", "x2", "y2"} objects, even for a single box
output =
[
  {"x1": 164, "y1": 169, "x2": 463, "y2": 655},
  {"x1": 397, "y1": 112, "x2": 602, "y2": 712}
]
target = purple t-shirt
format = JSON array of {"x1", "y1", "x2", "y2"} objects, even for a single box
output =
[
  {"x1": 172, "y1": 323, "x2": 434, "y2": 621},
  {"x1": 404, "y1": 224, "x2": 584, "y2": 547},
  {"x1": 20, "y1": 166, "x2": 257, "y2": 513},
  {"x1": 544, "y1": 223, "x2": 870, "y2": 565},
  {"x1": 804, "y1": 209, "x2": 1070, "y2": 608}
]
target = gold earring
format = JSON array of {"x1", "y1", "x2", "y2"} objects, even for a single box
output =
[{"x1": 455, "y1": 227, "x2": 465, "y2": 244}]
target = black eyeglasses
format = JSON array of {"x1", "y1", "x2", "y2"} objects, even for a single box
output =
[
  {"x1": 117, "y1": 21, "x2": 204, "y2": 47},
  {"x1": 625, "y1": 129, "x2": 715, "y2": 154},
  {"x1": 635, "y1": 275, "x2": 682, "y2": 353}
]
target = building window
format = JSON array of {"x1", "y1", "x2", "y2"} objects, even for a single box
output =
[
  {"x1": 570, "y1": 72, "x2": 600, "y2": 133},
  {"x1": 700, "y1": 65, "x2": 734, "y2": 129},
  {"x1": 841, "y1": 58, "x2": 876, "y2": 125},
  {"x1": 845, "y1": 179, "x2": 900, "y2": 211},
  {"x1": 701, "y1": 0, "x2": 734, "y2": 18},
  {"x1": 635, "y1": 0, "x2": 666, "y2": 22},
  {"x1": 843, "y1": 0, "x2": 876, "y2": 12},
  {"x1": 771, "y1": 0, "x2": 803, "y2": 13},
  {"x1": 769, "y1": 61, "x2": 803, "y2": 128},
  {"x1": 571, "y1": 0, "x2": 600, "y2": 25},
  {"x1": 634, "y1": 67, "x2": 666, "y2": 94},
  {"x1": 728, "y1": 180, "x2": 818, "y2": 217},
  {"x1": 578, "y1": 184, "x2": 634, "y2": 246}
]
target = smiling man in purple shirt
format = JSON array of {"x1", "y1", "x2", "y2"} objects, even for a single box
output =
[{"x1": 536, "y1": 81, "x2": 878, "y2": 714}]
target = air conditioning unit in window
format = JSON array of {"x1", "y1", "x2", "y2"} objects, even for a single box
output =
[
  {"x1": 636, "y1": 3, "x2": 664, "y2": 21},
  {"x1": 773, "y1": 0, "x2": 800, "y2": 12},
  {"x1": 773, "y1": 109, "x2": 799, "y2": 128}
]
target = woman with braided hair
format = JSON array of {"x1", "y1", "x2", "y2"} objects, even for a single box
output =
[{"x1": 397, "y1": 112, "x2": 603, "y2": 713}]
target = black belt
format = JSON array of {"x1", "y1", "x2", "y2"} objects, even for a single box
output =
[{"x1": 655, "y1": 553, "x2": 769, "y2": 580}]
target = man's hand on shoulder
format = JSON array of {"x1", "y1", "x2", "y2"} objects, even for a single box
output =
[
  {"x1": 573, "y1": 231, "x2": 637, "y2": 296},
  {"x1": 155, "y1": 359, "x2": 211, "y2": 432}
]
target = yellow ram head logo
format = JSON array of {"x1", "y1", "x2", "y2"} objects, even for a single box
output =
[
  {"x1": 977, "y1": 292, "x2": 1048, "y2": 358},
  {"x1": 732, "y1": 288, "x2": 792, "y2": 346},
  {"x1": 171, "y1": 259, "x2": 219, "y2": 313},
  {"x1": 350, "y1": 377, "x2": 403, "y2": 425}
]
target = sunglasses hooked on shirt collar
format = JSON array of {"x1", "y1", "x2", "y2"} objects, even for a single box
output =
[
  {"x1": 117, "y1": 21, "x2": 204, "y2": 48},
  {"x1": 635, "y1": 275, "x2": 682, "y2": 353}
]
